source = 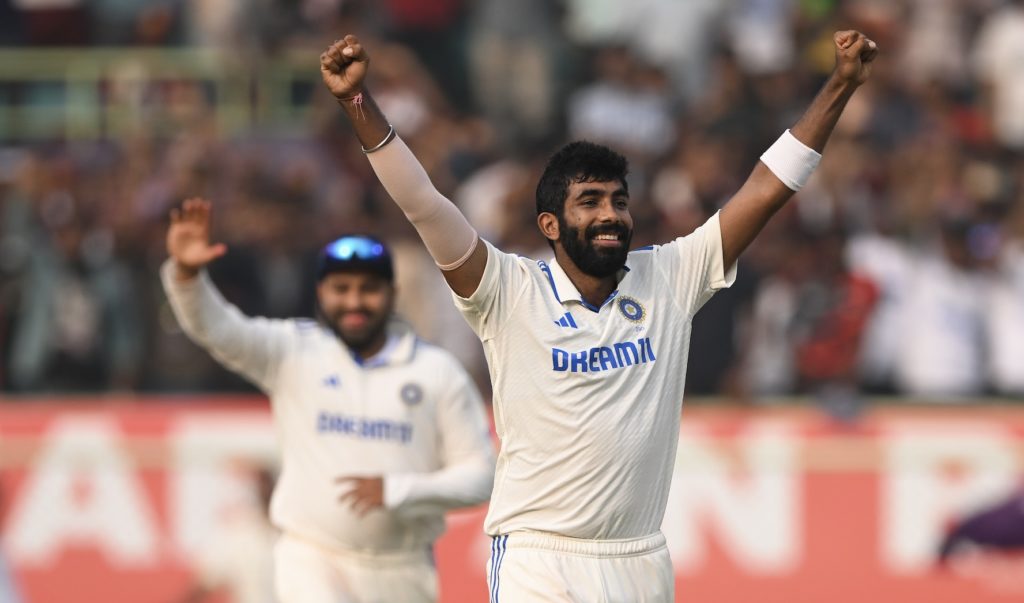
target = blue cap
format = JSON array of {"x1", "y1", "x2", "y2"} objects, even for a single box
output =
[{"x1": 315, "y1": 235, "x2": 394, "y2": 281}]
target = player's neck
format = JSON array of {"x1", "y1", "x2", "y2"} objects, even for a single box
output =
[
  {"x1": 349, "y1": 330, "x2": 389, "y2": 363},
  {"x1": 554, "y1": 250, "x2": 619, "y2": 308}
]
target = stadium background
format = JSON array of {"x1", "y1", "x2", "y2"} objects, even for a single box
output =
[{"x1": 2, "y1": 0, "x2": 1024, "y2": 601}]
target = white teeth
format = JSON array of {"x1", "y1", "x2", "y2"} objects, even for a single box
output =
[{"x1": 594, "y1": 234, "x2": 618, "y2": 240}]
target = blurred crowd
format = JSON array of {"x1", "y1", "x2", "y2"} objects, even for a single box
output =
[{"x1": 1, "y1": 0, "x2": 1023, "y2": 403}]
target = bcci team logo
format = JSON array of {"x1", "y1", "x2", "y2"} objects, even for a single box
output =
[
  {"x1": 617, "y1": 296, "x2": 645, "y2": 323},
  {"x1": 400, "y1": 383, "x2": 424, "y2": 406}
]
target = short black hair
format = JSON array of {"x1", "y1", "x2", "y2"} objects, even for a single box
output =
[{"x1": 535, "y1": 141, "x2": 629, "y2": 218}]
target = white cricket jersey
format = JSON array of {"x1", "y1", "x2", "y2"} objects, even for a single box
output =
[
  {"x1": 453, "y1": 212, "x2": 735, "y2": 539},
  {"x1": 161, "y1": 261, "x2": 495, "y2": 554}
]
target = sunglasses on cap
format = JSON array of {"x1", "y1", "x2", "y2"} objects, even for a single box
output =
[
  {"x1": 317, "y1": 235, "x2": 394, "y2": 281},
  {"x1": 324, "y1": 236, "x2": 388, "y2": 261}
]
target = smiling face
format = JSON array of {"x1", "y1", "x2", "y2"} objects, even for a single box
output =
[
  {"x1": 553, "y1": 179, "x2": 634, "y2": 277},
  {"x1": 316, "y1": 271, "x2": 395, "y2": 356}
]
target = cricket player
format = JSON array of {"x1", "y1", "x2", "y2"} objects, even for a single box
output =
[
  {"x1": 320, "y1": 29, "x2": 877, "y2": 602},
  {"x1": 161, "y1": 199, "x2": 495, "y2": 603}
]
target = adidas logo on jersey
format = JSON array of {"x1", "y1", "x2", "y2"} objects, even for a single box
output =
[{"x1": 553, "y1": 312, "x2": 578, "y2": 328}]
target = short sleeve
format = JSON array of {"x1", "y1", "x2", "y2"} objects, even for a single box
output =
[
  {"x1": 451, "y1": 240, "x2": 530, "y2": 341},
  {"x1": 651, "y1": 211, "x2": 737, "y2": 315}
]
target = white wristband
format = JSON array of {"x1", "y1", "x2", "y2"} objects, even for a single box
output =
[{"x1": 760, "y1": 129, "x2": 821, "y2": 192}]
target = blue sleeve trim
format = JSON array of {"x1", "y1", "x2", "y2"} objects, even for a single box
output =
[{"x1": 537, "y1": 260, "x2": 562, "y2": 303}]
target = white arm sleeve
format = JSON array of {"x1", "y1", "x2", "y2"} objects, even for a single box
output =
[
  {"x1": 160, "y1": 260, "x2": 291, "y2": 392},
  {"x1": 366, "y1": 136, "x2": 479, "y2": 270},
  {"x1": 383, "y1": 361, "x2": 495, "y2": 516}
]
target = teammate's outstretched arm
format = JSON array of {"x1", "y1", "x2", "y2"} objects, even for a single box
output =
[
  {"x1": 719, "y1": 30, "x2": 878, "y2": 269},
  {"x1": 320, "y1": 36, "x2": 487, "y2": 298},
  {"x1": 163, "y1": 198, "x2": 289, "y2": 392}
]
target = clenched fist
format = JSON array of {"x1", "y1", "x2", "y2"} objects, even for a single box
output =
[
  {"x1": 833, "y1": 30, "x2": 878, "y2": 86},
  {"x1": 320, "y1": 34, "x2": 369, "y2": 100}
]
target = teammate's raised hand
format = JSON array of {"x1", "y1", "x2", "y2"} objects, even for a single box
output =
[
  {"x1": 167, "y1": 198, "x2": 227, "y2": 280},
  {"x1": 320, "y1": 35, "x2": 369, "y2": 100},
  {"x1": 833, "y1": 30, "x2": 878, "y2": 86}
]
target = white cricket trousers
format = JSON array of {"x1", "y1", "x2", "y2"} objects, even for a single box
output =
[
  {"x1": 274, "y1": 533, "x2": 437, "y2": 603},
  {"x1": 486, "y1": 531, "x2": 673, "y2": 602}
]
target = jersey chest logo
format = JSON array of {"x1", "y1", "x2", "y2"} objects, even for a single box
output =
[
  {"x1": 400, "y1": 383, "x2": 424, "y2": 405},
  {"x1": 617, "y1": 296, "x2": 646, "y2": 323}
]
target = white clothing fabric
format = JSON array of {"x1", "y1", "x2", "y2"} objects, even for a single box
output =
[
  {"x1": 454, "y1": 213, "x2": 735, "y2": 539},
  {"x1": 486, "y1": 532, "x2": 673, "y2": 603},
  {"x1": 161, "y1": 261, "x2": 495, "y2": 557},
  {"x1": 274, "y1": 533, "x2": 436, "y2": 603}
]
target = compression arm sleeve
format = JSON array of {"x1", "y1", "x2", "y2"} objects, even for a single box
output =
[{"x1": 366, "y1": 136, "x2": 478, "y2": 270}]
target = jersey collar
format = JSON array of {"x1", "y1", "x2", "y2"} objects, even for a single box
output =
[{"x1": 545, "y1": 256, "x2": 630, "y2": 313}]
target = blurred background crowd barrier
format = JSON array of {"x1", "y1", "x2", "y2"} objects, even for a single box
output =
[
  {"x1": 3, "y1": 401, "x2": 1024, "y2": 602},
  {"x1": 2, "y1": 0, "x2": 1024, "y2": 601}
]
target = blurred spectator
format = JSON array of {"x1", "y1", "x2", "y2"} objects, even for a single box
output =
[
  {"x1": 744, "y1": 261, "x2": 800, "y2": 396},
  {"x1": 972, "y1": 0, "x2": 1024, "y2": 150},
  {"x1": 743, "y1": 225, "x2": 878, "y2": 400},
  {"x1": 379, "y1": 0, "x2": 472, "y2": 112},
  {"x1": 568, "y1": 46, "x2": 675, "y2": 163},
  {"x1": 467, "y1": 0, "x2": 567, "y2": 147},
  {"x1": 12, "y1": 0, "x2": 89, "y2": 45},
  {"x1": 1, "y1": 0, "x2": 1023, "y2": 402},
  {"x1": 792, "y1": 228, "x2": 878, "y2": 397},
  {"x1": 985, "y1": 230, "x2": 1024, "y2": 396},
  {"x1": 0, "y1": 0, "x2": 24, "y2": 44},
  {"x1": 893, "y1": 219, "x2": 988, "y2": 399},
  {"x1": 562, "y1": 0, "x2": 632, "y2": 48},
  {"x1": 846, "y1": 224, "x2": 913, "y2": 394},
  {"x1": 938, "y1": 487, "x2": 1024, "y2": 563},
  {"x1": 627, "y1": 0, "x2": 727, "y2": 101},
  {"x1": 728, "y1": 0, "x2": 797, "y2": 76},
  {"x1": 90, "y1": 0, "x2": 179, "y2": 45},
  {"x1": 898, "y1": 0, "x2": 982, "y2": 88},
  {"x1": 6, "y1": 185, "x2": 142, "y2": 392}
]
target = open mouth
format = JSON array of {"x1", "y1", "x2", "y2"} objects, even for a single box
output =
[{"x1": 590, "y1": 233, "x2": 623, "y2": 248}]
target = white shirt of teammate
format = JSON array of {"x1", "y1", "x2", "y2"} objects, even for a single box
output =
[
  {"x1": 161, "y1": 261, "x2": 495, "y2": 554},
  {"x1": 453, "y1": 212, "x2": 735, "y2": 539}
]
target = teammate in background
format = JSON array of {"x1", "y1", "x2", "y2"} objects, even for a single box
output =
[
  {"x1": 161, "y1": 199, "x2": 495, "y2": 603},
  {"x1": 320, "y1": 30, "x2": 876, "y2": 602}
]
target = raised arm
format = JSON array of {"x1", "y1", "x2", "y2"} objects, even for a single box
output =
[
  {"x1": 162, "y1": 199, "x2": 290, "y2": 392},
  {"x1": 719, "y1": 30, "x2": 878, "y2": 269},
  {"x1": 320, "y1": 35, "x2": 487, "y2": 298}
]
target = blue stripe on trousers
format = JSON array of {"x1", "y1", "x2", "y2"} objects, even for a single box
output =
[{"x1": 490, "y1": 536, "x2": 507, "y2": 603}]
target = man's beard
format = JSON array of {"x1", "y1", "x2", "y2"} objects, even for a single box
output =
[
  {"x1": 559, "y1": 217, "x2": 632, "y2": 278},
  {"x1": 315, "y1": 304, "x2": 390, "y2": 354}
]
